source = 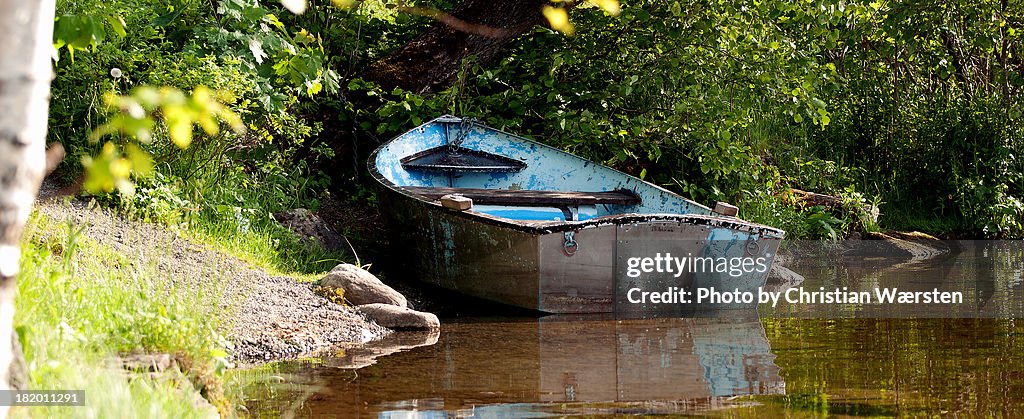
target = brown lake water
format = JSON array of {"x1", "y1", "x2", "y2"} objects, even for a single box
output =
[{"x1": 234, "y1": 241, "x2": 1024, "y2": 417}]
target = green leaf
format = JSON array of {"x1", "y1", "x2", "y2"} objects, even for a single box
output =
[
  {"x1": 669, "y1": 1, "x2": 682, "y2": 16},
  {"x1": 152, "y1": 9, "x2": 183, "y2": 27},
  {"x1": 125, "y1": 144, "x2": 154, "y2": 177},
  {"x1": 107, "y1": 15, "x2": 127, "y2": 38}
]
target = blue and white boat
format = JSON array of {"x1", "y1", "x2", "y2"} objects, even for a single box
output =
[{"x1": 369, "y1": 116, "x2": 784, "y2": 313}]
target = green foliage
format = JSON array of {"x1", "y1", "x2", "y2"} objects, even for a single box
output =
[
  {"x1": 79, "y1": 142, "x2": 153, "y2": 195},
  {"x1": 104, "y1": 156, "x2": 348, "y2": 274},
  {"x1": 52, "y1": 0, "x2": 1024, "y2": 248},
  {"x1": 796, "y1": 0, "x2": 1022, "y2": 237},
  {"x1": 343, "y1": 0, "x2": 1021, "y2": 238},
  {"x1": 50, "y1": 0, "x2": 349, "y2": 273},
  {"x1": 197, "y1": 0, "x2": 341, "y2": 109},
  {"x1": 96, "y1": 85, "x2": 244, "y2": 149},
  {"x1": 53, "y1": 13, "x2": 126, "y2": 62},
  {"x1": 115, "y1": 172, "x2": 193, "y2": 225},
  {"x1": 739, "y1": 189, "x2": 814, "y2": 239},
  {"x1": 86, "y1": 85, "x2": 244, "y2": 195},
  {"x1": 342, "y1": 0, "x2": 858, "y2": 236}
]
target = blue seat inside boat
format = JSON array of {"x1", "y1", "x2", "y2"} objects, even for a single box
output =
[{"x1": 472, "y1": 205, "x2": 598, "y2": 221}]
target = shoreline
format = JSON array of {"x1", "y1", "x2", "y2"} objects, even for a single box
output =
[{"x1": 31, "y1": 197, "x2": 395, "y2": 364}]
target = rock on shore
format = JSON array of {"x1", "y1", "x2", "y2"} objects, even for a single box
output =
[
  {"x1": 318, "y1": 264, "x2": 441, "y2": 331},
  {"x1": 319, "y1": 263, "x2": 409, "y2": 307},
  {"x1": 355, "y1": 304, "x2": 441, "y2": 330}
]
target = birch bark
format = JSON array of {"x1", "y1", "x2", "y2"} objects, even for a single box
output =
[{"x1": 0, "y1": 1, "x2": 57, "y2": 414}]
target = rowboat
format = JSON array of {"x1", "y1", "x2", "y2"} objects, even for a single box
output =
[{"x1": 368, "y1": 116, "x2": 784, "y2": 313}]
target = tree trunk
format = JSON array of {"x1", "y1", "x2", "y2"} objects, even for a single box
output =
[
  {"x1": 365, "y1": 0, "x2": 548, "y2": 93},
  {"x1": 0, "y1": 0, "x2": 57, "y2": 412}
]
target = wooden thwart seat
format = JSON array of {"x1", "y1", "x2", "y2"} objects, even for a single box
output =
[{"x1": 402, "y1": 186, "x2": 641, "y2": 207}]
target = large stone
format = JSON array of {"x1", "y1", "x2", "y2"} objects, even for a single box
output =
[
  {"x1": 320, "y1": 264, "x2": 408, "y2": 307},
  {"x1": 273, "y1": 208, "x2": 352, "y2": 255},
  {"x1": 356, "y1": 304, "x2": 440, "y2": 330}
]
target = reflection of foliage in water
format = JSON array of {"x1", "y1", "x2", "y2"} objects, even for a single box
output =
[
  {"x1": 226, "y1": 358, "x2": 330, "y2": 417},
  {"x1": 762, "y1": 318, "x2": 1024, "y2": 416}
]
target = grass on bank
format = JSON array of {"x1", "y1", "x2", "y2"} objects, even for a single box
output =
[
  {"x1": 12, "y1": 211, "x2": 235, "y2": 417},
  {"x1": 182, "y1": 212, "x2": 348, "y2": 283},
  {"x1": 110, "y1": 170, "x2": 355, "y2": 280}
]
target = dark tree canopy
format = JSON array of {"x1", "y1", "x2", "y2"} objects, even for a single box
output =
[{"x1": 365, "y1": 0, "x2": 548, "y2": 93}]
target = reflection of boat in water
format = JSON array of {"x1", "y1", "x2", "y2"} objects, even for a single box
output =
[
  {"x1": 535, "y1": 315, "x2": 783, "y2": 403},
  {"x1": 268, "y1": 315, "x2": 783, "y2": 417}
]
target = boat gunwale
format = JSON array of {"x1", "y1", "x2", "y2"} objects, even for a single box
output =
[{"x1": 368, "y1": 116, "x2": 785, "y2": 238}]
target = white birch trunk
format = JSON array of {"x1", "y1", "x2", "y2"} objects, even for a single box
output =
[{"x1": 0, "y1": 0, "x2": 57, "y2": 415}]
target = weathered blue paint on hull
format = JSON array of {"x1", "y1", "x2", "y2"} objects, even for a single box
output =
[{"x1": 369, "y1": 116, "x2": 785, "y2": 313}]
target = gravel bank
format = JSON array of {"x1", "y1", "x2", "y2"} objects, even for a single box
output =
[{"x1": 33, "y1": 191, "x2": 386, "y2": 364}]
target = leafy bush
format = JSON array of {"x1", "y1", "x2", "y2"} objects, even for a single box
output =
[
  {"x1": 334, "y1": 0, "x2": 1021, "y2": 238},
  {"x1": 52, "y1": 0, "x2": 1024, "y2": 247}
]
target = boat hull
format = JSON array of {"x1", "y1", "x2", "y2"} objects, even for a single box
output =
[{"x1": 379, "y1": 186, "x2": 782, "y2": 313}]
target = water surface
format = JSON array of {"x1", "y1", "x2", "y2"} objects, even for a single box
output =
[{"x1": 235, "y1": 242, "x2": 1024, "y2": 417}]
